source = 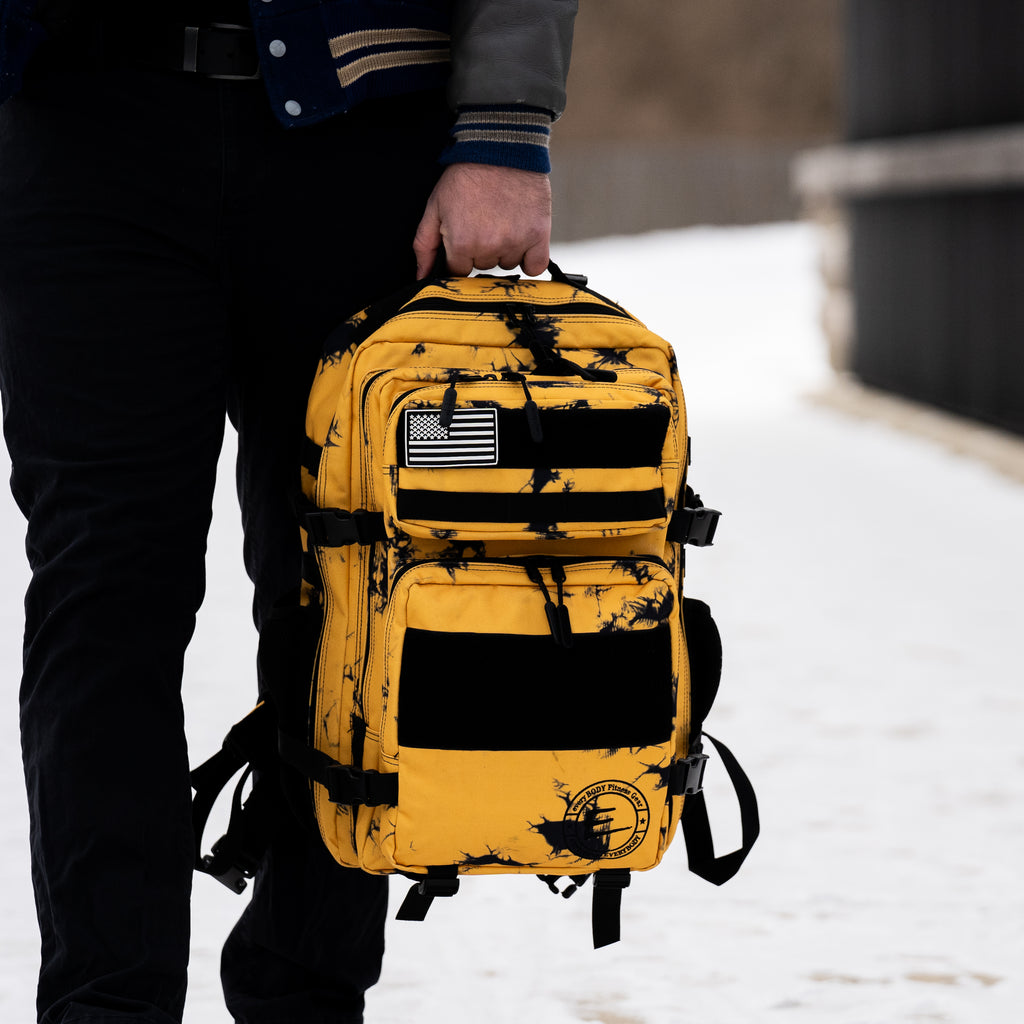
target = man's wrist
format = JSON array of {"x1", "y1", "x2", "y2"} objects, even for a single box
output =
[{"x1": 439, "y1": 105, "x2": 553, "y2": 173}]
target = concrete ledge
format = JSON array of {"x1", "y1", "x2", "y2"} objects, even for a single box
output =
[
  {"x1": 793, "y1": 124, "x2": 1024, "y2": 201},
  {"x1": 808, "y1": 376, "x2": 1024, "y2": 484}
]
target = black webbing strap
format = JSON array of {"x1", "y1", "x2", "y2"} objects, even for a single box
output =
[
  {"x1": 547, "y1": 259, "x2": 588, "y2": 289},
  {"x1": 681, "y1": 732, "x2": 760, "y2": 886},
  {"x1": 190, "y1": 747, "x2": 247, "y2": 865},
  {"x1": 300, "y1": 436, "x2": 323, "y2": 479},
  {"x1": 196, "y1": 767, "x2": 278, "y2": 894},
  {"x1": 301, "y1": 550, "x2": 323, "y2": 590},
  {"x1": 302, "y1": 507, "x2": 387, "y2": 547},
  {"x1": 591, "y1": 869, "x2": 631, "y2": 948},
  {"x1": 277, "y1": 731, "x2": 398, "y2": 807},
  {"x1": 395, "y1": 866, "x2": 460, "y2": 922},
  {"x1": 323, "y1": 275, "x2": 433, "y2": 357},
  {"x1": 189, "y1": 702, "x2": 278, "y2": 892}
]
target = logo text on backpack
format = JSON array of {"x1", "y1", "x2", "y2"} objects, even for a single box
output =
[{"x1": 564, "y1": 780, "x2": 650, "y2": 860}]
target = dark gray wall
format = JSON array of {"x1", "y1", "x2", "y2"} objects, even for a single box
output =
[
  {"x1": 846, "y1": 1, "x2": 1024, "y2": 435},
  {"x1": 847, "y1": 0, "x2": 1024, "y2": 140},
  {"x1": 851, "y1": 191, "x2": 1024, "y2": 434}
]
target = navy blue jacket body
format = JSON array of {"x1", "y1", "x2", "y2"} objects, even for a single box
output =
[{"x1": 0, "y1": 0, "x2": 576, "y2": 171}]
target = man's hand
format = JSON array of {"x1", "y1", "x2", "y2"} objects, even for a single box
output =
[{"x1": 413, "y1": 163, "x2": 552, "y2": 280}]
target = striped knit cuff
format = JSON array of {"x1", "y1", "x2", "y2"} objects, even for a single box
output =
[{"x1": 440, "y1": 106, "x2": 553, "y2": 173}]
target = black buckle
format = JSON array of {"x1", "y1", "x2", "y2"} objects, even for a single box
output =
[
  {"x1": 324, "y1": 764, "x2": 397, "y2": 807},
  {"x1": 325, "y1": 764, "x2": 370, "y2": 805},
  {"x1": 303, "y1": 508, "x2": 384, "y2": 547},
  {"x1": 672, "y1": 506, "x2": 721, "y2": 547},
  {"x1": 303, "y1": 508, "x2": 355, "y2": 546},
  {"x1": 413, "y1": 877, "x2": 460, "y2": 899},
  {"x1": 395, "y1": 871, "x2": 460, "y2": 920},
  {"x1": 201, "y1": 835, "x2": 258, "y2": 894},
  {"x1": 183, "y1": 23, "x2": 261, "y2": 81},
  {"x1": 679, "y1": 753, "x2": 709, "y2": 795}
]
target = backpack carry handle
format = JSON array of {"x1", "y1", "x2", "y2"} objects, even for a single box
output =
[
  {"x1": 430, "y1": 245, "x2": 587, "y2": 288},
  {"x1": 546, "y1": 259, "x2": 588, "y2": 288}
]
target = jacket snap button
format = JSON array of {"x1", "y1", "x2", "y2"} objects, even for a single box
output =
[
  {"x1": 269, "y1": 40, "x2": 286, "y2": 58},
  {"x1": 285, "y1": 100, "x2": 302, "y2": 117}
]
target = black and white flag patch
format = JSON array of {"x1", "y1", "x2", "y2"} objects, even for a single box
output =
[{"x1": 403, "y1": 408, "x2": 499, "y2": 468}]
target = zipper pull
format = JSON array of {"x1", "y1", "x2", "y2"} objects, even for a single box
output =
[
  {"x1": 551, "y1": 563, "x2": 573, "y2": 648},
  {"x1": 521, "y1": 380, "x2": 543, "y2": 444},
  {"x1": 525, "y1": 564, "x2": 563, "y2": 646},
  {"x1": 439, "y1": 380, "x2": 458, "y2": 428},
  {"x1": 502, "y1": 371, "x2": 543, "y2": 443}
]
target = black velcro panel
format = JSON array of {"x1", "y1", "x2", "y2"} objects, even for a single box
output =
[
  {"x1": 396, "y1": 487, "x2": 666, "y2": 525},
  {"x1": 397, "y1": 405, "x2": 670, "y2": 469},
  {"x1": 397, "y1": 623, "x2": 674, "y2": 750}
]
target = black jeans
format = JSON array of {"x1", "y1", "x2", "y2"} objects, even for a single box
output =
[{"x1": 0, "y1": 58, "x2": 451, "y2": 1024}]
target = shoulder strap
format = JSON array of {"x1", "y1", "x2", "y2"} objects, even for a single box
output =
[
  {"x1": 321, "y1": 276, "x2": 434, "y2": 357},
  {"x1": 189, "y1": 702, "x2": 279, "y2": 892}
]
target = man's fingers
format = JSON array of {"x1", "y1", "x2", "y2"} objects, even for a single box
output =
[
  {"x1": 443, "y1": 247, "x2": 475, "y2": 277},
  {"x1": 414, "y1": 164, "x2": 553, "y2": 278},
  {"x1": 412, "y1": 209, "x2": 442, "y2": 280},
  {"x1": 521, "y1": 240, "x2": 550, "y2": 278},
  {"x1": 434, "y1": 244, "x2": 546, "y2": 277}
]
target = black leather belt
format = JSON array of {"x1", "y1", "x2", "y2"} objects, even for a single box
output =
[{"x1": 111, "y1": 21, "x2": 261, "y2": 80}]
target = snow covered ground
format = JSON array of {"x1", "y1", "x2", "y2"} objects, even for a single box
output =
[{"x1": 2, "y1": 223, "x2": 1022, "y2": 1023}]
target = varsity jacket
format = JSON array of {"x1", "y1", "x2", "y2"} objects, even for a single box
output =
[{"x1": 0, "y1": 0, "x2": 576, "y2": 172}]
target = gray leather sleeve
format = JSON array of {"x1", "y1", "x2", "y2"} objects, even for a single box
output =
[{"x1": 447, "y1": 0, "x2": 578, "y2": 119}]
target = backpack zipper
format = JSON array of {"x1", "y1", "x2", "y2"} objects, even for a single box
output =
[
  {"x1": 389, "y1": 554, "x2": 670, "y2": 647},
  {"x1": 389, "y1": 553, "x2": 670, "y2": 589},
  {"x1": 394, "y1": 297, "x2": 635, "y2": 320}
]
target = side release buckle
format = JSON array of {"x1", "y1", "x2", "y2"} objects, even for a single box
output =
[
  {"x1": 669, "y1": 506, "x2": 721, "y2": 547},
  {"x1": 302, "y1": 508, "x2": 385, "y2": 547},
  {"x1": 200, "y1": 834, "x2": 259, "y2": 894},
  {"x1": 325, "y1": 764, "x2": 392, "y2": 806},
  {"x1": 672, "y1": 752, "x2": 710, "y2": 796}
]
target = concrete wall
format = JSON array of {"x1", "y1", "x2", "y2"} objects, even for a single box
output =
[
  {"x1": 792, "y1": 1, "x2": 1024, "y2": 436},
  {"x1": 550, "y1": 0, "x2": 842, "y2": 240}
]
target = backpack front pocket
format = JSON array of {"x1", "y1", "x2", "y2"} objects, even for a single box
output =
[
  {"x1": 375, "y1": 558, "x2": 686, "y2": 874},
  {"x1": 381, "y1": 374, "x2": 682, "y2": 541}
]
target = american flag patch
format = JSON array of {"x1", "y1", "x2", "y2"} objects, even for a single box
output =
[{"x1": 404, "y1": 408, "x2": 499, "y2": 467}]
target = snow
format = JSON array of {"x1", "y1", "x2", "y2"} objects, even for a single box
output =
[{"x1": 2, "y1": 222, "x2": 1022, "y2": 1023}]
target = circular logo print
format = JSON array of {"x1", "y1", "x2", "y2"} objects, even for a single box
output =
[{"x1": 564, "y1": 780, "x2": 650, "y2": 860}]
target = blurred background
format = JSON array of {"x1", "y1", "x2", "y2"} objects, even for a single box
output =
[
  {"x1": 2, "y1": 4, "x2": 1023, "y2": 1022},
  {"x1": 551, "y1": 0, "x2": 841, "y2": 237},
  {"x1": 551, "y1": 0, "x2": 1024, "y2": 448}
]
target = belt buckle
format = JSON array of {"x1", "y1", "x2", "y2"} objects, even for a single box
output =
[{"x1": 183, "y1": 23, "x2": 262, "y2": 81}]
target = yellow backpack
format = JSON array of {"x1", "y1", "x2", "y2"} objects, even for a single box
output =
[{"x1": 192, "y1": 265, "x2": 759, "y2": 947}]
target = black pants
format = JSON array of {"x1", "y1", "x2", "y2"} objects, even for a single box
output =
[{"x1": 0, "y1": 58, "x2": 451, "y2": 1024}]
